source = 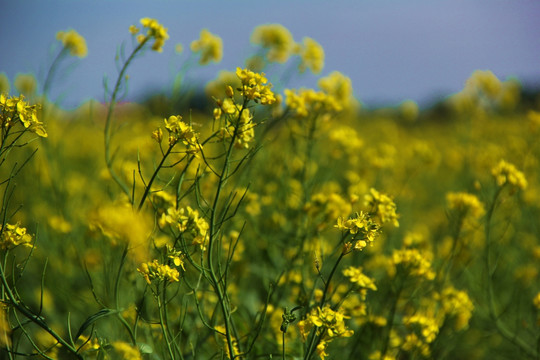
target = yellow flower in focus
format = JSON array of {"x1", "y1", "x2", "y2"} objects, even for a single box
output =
[
  {"x1": 491, "y1": 159, "x2": 527, "y2": 190},
  {"x1": 0, "y1": 94, "x2": 47, "y2": 137},
  {"x1": 56, "y1": 29, "x2": 88, "y2": 58},
  {"x1": 235, "y1": 67, "x2": 276, "y2": 105},
  {"x1": 298, "y1": 37, "x2": 325, "y2": 74},
  {"x1": 137, "y1": 18, "x2": 169, "y2": 52},
  {"x1": 190, "y1": 29, "x2": 223, "y2": 64},
  {"x1": 137, "y1": 259, "x2": 180, "y2": 285},
  {"x1": 0, "y1": 223, "x2": 33, "y2": 250},
  {"x1": 251, "y1": 24, "x2": 295, "y2": 63}
]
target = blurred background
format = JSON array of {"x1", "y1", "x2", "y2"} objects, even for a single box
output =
[{"x1": 1, "y1": 0, "x2": 539, "y2": 109}]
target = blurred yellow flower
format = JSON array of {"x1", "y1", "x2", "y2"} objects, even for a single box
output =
[
  {"x1": 190, "y1": 29, "x2": 223, "y2": 64},
  {"x1": 298, "y1": 37, "x2": 325, "y2": 74},
  {"x1": 0, "y1": 72, "x2": 10, "y2": 95},
  {"x1": 14, "y1": 73, "x2": 37, "y2": 96},
  {"x1": 56, "y1": 29, "x2": 88, "y2": 58},
  {"x1": 251, "y1": 24, "x2": 295, "y2": 63}
]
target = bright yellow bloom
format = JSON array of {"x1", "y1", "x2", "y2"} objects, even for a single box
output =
[
  {"x1": 309, "y1": 306, "x2": 354, "y2": 338},
  {"x1": 298, "y1": 37, "x2": 325, "y2": 74},
  {"x1": 0, "y1": 94, "x2": 47, "y2": 137},
  {"x1": 0, "y1": 223, "x2": 33, "y2": 250},
  {"x1": 56, "y1": 29, "x2": 88, "y2": 58},
  {"x1": 163, "y1": 115, "x2": 202, "y2": 153},
  {"x1": 235, "y1": 67, "x2": 276, "y2": 105},
  {"x1": 159, "y1": 206, "x2": 209, "y2": 250},
  {"x1": 135, "y1": 18, "x2": 169, "y2": 52},
  {"x1": 190, "y1": 29, "x2": 223, "y2": 64},
  {"x1": 335, "y1": 211, "x2": 380, "y2": 251},
  {"x1": 251, "y1": 24, "x2": 295, "y2": 63},
  {"x1": 491, "y1": 159, "x2": 527, "y2": 190},
  {"x1": 284, "y1": 87, "x2": 341, "y2": 117},
  {"x1": 137, "y1": 259, "x2": 180, "y2": 285}
]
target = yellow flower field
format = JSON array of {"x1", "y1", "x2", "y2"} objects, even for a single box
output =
[{"x1": 1, "y1": 18, "x2": 539, "y2": 360}]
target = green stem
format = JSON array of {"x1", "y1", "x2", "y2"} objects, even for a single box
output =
[
  {"x1": 138, "y1": 141, "x2": 175, "y2": 210},
  {"x1": 104, "y1": 37, "x2": 149, "y2": 199}
]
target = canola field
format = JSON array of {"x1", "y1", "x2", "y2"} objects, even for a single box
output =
[{"x1": 1, "y1": 19, "x2": 540, "y2": 360}]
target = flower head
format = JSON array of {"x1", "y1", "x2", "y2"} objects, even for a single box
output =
[
  {"x1": 56, "y1": 29, "x2": 88, "y2": 57},
  {"x1": 491, "y1": 159, "x2": 527, "y2": 190},
  {"x1": 297, "y1": 37, "x2": 325, "y2": 74},
  {"x1": 190, "y1": 29, "x2": 223, "y2": 64},
  {"x1": 251, "y1": 24, "x2": 295, "y2": 63},
  {"x1": 132, "y1": 18, "x2": 169, "y2": 52}
]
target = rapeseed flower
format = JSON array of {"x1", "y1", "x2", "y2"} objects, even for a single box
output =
[
  {"x1": 14, "y1": 73, "x2": 37, "y2": 96},
  {"x1": 0, "y1": 94, "x2": 47, "y2": 137},
  {"x1": 190, "y1": 29, "x2": 223, "y2": 64},
  {"x1": 297, "y1": 37, "x2": 325, "y2": 74},
  {"x1": 364, "y1": 188, "x2": 399, "y2": 227},
  {"x1": 56, "y1": 29, "x2": 88, "y2": 57},
  {"x1": 491, "y1": 159, "x2": 527, "y2": 190},
  {"x1": 0, "y1": 72, "x2": 9, "y2": 94},
  {"x1": 343, "y1": 266, "x2": 377, "y2": 290},
  {"x1": 137, "y1": 259, "x2": 180, "y2": 285},
  {"x1": 132, "y1": 18, "x2": 169, "y2": 52},
  {"x1": 0, "y1": 223, "x2": 33, "y2": 250},
  {"x1": 236, "y1": 67, "x2": 276, "y2": 104},
  {"x1": 251, "y1": 24, "x2": 295, "y2": 63}
]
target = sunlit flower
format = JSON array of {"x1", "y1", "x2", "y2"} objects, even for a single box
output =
[{"x1": 137, "y1": 259, "x2": 180, "y2": 285}]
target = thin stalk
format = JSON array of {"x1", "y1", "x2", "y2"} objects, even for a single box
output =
[{"x1": 104, "y1": 37, "x2": 149, "y2": 199}]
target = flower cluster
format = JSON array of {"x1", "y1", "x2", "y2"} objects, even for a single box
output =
[
  {"x1": 131, "y1": 18, "x2": 169, "y2": 52},
  {"x1": 343, "y1": 266, "x2": 377, "y2": 290},
  {"x1": 391, "y1": 248, "x2": 435, "y2": 280},
  {"x1": 491, "y1": 159, "x2": 527, "y2": 191},
  {"x1": 159, "y1": 206, "x2": 209, "y2": 250},
  {"x1": 215, "y1": 98, "x2": 256, "y2": 149},
  {"x1": 364, "y1": 188, "x2": 399, "y2": 227},
  {"x1": 56, "y1": 29, "x2": 88, "y2": 58},
  {"x1": 335, "y1": 211, "x2": 380, "y2": 251},
  {"x1": 235, "y1": 67, "x2": 276, "y2": 104},
  {"x1": 437, "y1": 286, "x2": 474, "y2": 331},
  {"x1": 298, "y1": 306, "x2": 354, "y2": 360},
  {"x1": 284, "y1": 88, "x2": 341, "y2": 118},
  {"x1": 0, "y1": 223, "x2": 33, "y2": 250},
  {"x1": 0, "y1": 94, "x2": 47, "y2": 137},
  {"x1": 446, "y1": 192, "x2": 485, "y2": 225},
  {"x1": 250, "y1": 24, "x2": 295, "y2": 63},
  {"x1": 190, "y1": 29, "x2": 223, "y2": 64},
  {"x1": 137, "y1": 259, "x2": 180, "y2": 285},
  {"x1": 160, "y1": 115, "x2": 202, "y2": 154},
  {"x1": 297, "y1": 37, "x2": 325, "y2": 74}
]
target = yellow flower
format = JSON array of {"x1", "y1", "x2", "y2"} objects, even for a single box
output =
[
  {"x1": 298, "y1": 37, "x2": 325, "y2": 74},
  {"x1": 251, "y1": 24, "x2": 295, "y2": 63},
  {"x1": 343, "y1": 266, "x2": 377, "y2": 290},
  {"x1": 56, "y1": 29, "x2": 88, "y2": 58},
  {"x1": 137, "y1": 18, "x2": 169, "y2": 52},
  {"x1": 317, "y1": 71, "x2": 354, "y2": 111},
  {"x1": 392, "y1": 248, "x2": 435, "y2": 280},
  {"x1": 190, "y1": 29, "x2": 223, "y2": 64},
  {"x1": 137, "y1": 259, "x2": 180, "y2": 285},
  {"x1": 235, "y1": 67, "x2": 276, "y2": 105},
  {"x1": 446, "y1": 192, "x2": 485, "y2": 221},
  {"x1": 0, "y1": 72, "x2": 10, "y2": 94},
  {"x1": 0, "y1": 94, "x2": 47, "y2": 137},
  {"x1": 491, "y1": 159, "x2": 527, "y2": 190},
  {"x1": 0, "y1": 223, "x2": 33, "y2": 250},
  {"x1": 364, "y1": 188, "x2": 399, "y2": 227}
]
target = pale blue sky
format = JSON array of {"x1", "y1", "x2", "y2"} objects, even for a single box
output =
[{"x1": 1, "y1": 0, "x2": 539, "y2": 108}]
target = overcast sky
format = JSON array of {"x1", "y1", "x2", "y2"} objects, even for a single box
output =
[{"x1": 1, "y1": 0, "x2": 539, "y2": 108}]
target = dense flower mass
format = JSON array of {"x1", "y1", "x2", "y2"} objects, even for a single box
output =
[
  {"x1": 364, "y1": 188, "x2": 399, "y2": 227},
  {"x1": 343, "y1": 266, "x2": 377, "y2": 290},
  {"x1": 162, "y1": 115, "x2": 202, "y2": 153},
  {"x1": 137, "y1": 259, "x2": 180, "y2": 284},
  {"x1": 335, "y1": 211, "x2": 381, "y2": 251},
  {"x1": 0, "y1": 223, "x2": 33, "y2": 250},
  {"x1": 235, "y1": 67, "x2": 276, "y2": 104},
  {"x1": 446, "y1": 192, "x2": 485, "y2": 221},
  {"x1": 132, "y1": 17, "x2": 169, "y2": 52},
  {"x1": 0, "y1": 94, "x2": 47, "y2": 137},
  {"x1": 190, "y1": 29, "x2": 223, "y2": 64},
  {"x1": 56, "y1": 29, "x2": 88, "y2": 57}
]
